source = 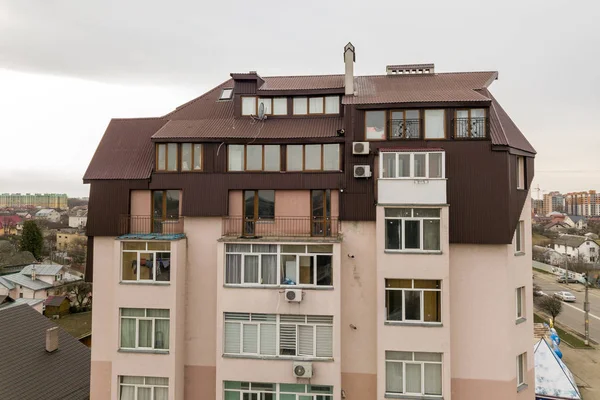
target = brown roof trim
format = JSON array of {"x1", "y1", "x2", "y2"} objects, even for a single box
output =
[
  {"x1": 354, "y1": 100, "x2": 492, "y2": 109},
  {"x1": 255, "y1": 88, "x2": 345, "y2": 96},
  {"x1": 379, "y1": 147, "x2": 445, "y2": 152}
]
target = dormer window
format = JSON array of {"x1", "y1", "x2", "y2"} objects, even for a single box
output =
[
  {"x1": 220, "y1": 88, "x2": 233, "y2": 100},
  {"x1": 293, "y1": 96, "x2": 340, "y2": 115},
  {"x1": 156, "y1": 143, "x2": 203, "y2": 172}
]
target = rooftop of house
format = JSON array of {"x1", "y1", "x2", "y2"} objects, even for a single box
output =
[
  {"x1": 0, "y1": 297, "x2": 45, "y2": 310},
  {"x1": 0, "y1": 272, "x2": 54, "y2": 291},
  {"x1": 35, "y1": 209, "x2": 58, "y2": 216},
  {"x1": 567, "y1": 215, "x2": 586, "y2": 223},
  {"x1": 0, "y1": 305, "x2": 90, "y2": 400},
  {"x1": 544, "y1": 221, "x2": 571, "y2": 229},
  {"x1": 53, "y1": 311, "x2": 92, "y2": 340},
  {"x1": 21, "y1": 264, "x2": 64, "y2": 277},
  {"x1": 554, "y1": 234, "x2": 596, "y2": 249},
  {"x1": 44, "y1": 295, "x2": 68, "y2": 307}
]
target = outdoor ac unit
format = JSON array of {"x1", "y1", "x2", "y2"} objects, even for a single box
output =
[
  {"x1": 354, "y1": 165, "x2": 372, "y2": 178},
  {"x1": 293, "y1": 362, "x2": 313, "y2": 378},
  {"x1": 352, "y1": 142, "x2": 370, "y2": 155},
  {"x1": 285, "y1": 289, "x2": 303, "y2": 303}
]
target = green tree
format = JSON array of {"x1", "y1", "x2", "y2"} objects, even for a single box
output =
[{"x1": 20, "y1": 221, "x2": 43, "y2": 260}]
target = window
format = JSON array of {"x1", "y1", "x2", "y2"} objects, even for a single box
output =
[
  {"x1": 516, "y1": 286, "x2": 525, "y2": 320},
  {"x1": 309, "y1": 97, "x2": 324, "y2": 114},
  {"x1": 386, "y1": 351, "x2": 443, "y2": 396},
  {"x1": 515, "y1": 220, "x2": 524, "y2": 253},
  {"x1": 273, "y1": 98, "x2": 288, "y2": 115},
  {"x1": 156, "y1": 143, "x2": 202, "y2": 172},
  {"x1": 517, "y1": 352, "x2": 527, "y2": 387},
  {"x1": 293, "y1": 97, "x2": 308, "y2": 115},
  {"x1": 120, "y1": 308, "x2": 170, "y2": 350},
  {"x1": 325, "y1": 96, "x2": 340, "y2": 114},
  {"x1": 220, "y1": 88, "x2": 233, "y2": 100},
  {"x1": 424, "y1": 110, "x2": 445, "y2": 139},
  {"x1": 224, "y1": 313, "x2": 333, "y2": 359},
  {"x1": 390, "y1": 110, "x2": 420, "y2": 139},
  {"x1": 380, "y1": 152, "x2": 444, "y2": 179},
  {"x1": 385, "y1": 208, "x2": 441, "y2": 251},
  {"x1": 225, "y1": 244, "x2": 333, "y2": 287},
  {"x1": 258, "y1": 98, "x2": 272, "y2": 115},
  {"x1": 517, "y1": 156, "x2": 525, "y2": 189},
  {"x1": 224, "y1": 382, "x2": 333, "y2": 400},
  {"x1": 455, "y1": 109, "x2": 486, "y2": 138},
  {"x1": 122, "y1": 242, "x2": 171, "y2": 282},
  {"x1": 242, "y1": 97, "x2": 257, "y2": 116},
  {"x1": 311, "y1": 190, "x2": 331, "y2": 237},
  {"x1": 285, "y1": 144, "x2": 340, "y2": 172},
  {"x1": 228, "y1": 145, "x2": 281, "y2": 172},
  {"x1": 365, "y1": 111, "x2": 386, "y2": 140},
  {"x1": 385, "y1": 279, "x2": 441, "y2": 323},
  {"x1": 119, "y1": 376, "x2": 168, "y2": 400},
  {"x1": 152, "y1": 190, "x2": 180, "y2": 232}
]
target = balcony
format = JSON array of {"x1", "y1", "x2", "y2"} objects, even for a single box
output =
[
  {"x1": 119, "y1": 215, "x2": 185, "y2": 236},
  {"x1": 389, "y1": 118, "x2": 421, "y2": 139},
  {"x1": 453, "y1": 117, "x2": 487, "y2": 139},
  {"x1": 222, "y1": 216, "x2": 341, "y2": 239}
]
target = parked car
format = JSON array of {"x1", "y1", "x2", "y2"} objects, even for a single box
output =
[
  {"x1": 554, "y1": 291, "x2": 576, "y2": 302},
  {"x1": 557, "y1": 276, "x2": 578, "y2": 284},
  {"x1": 533, "y1": 283, "x2": 544, "y2": 297}
]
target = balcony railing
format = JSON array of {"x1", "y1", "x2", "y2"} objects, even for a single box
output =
[
  {"x1": 453, "y1": 117, "x2": 487, "y2": 139},
  {"x1": 389, "y1": 119, "x2": 421, "y2": 139},
  {"x1": 222, "y1": 216, "x2": 341, "y2": 238},
  {"x1": 119, "y1": 215, "x2": 185, "y2": 235}
]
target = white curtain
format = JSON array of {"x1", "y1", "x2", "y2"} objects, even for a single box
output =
[
  {"x1": 120, "y1": 318, "x2": 136, "y2": 348},
  {"x1": 423, "y1": 220, "x2": 440, "y2": 251},
  {"x1": 154, "y1": 387, "x2": 168, "y2": 400},
  {"x1": 119, "y1": 386, "x2": 135, "y2": 400},
  {"x1": 224, "y1": 322, "x2": 241, "y2": 354},
  {"x1": 325, "y1": 96, "x2": 339, "y2": 114},
  {"x1": 138, "y1": 387, "x2": 152, "y2": 400},
  {"x1": 405, "y1": 364, "x2": 422, "y2": 394},
  {"x1": 298, "y1": 325, "x2": 314, "y2": 356},
  {"x1": 316, "y1": 325, "x2": 333, "y2": 357},
  {"x1": 228, "y1": 145, "x2": 245, "y2": 171},
  {"x1": 385, "y1": 361, "x2": 403, "y2": 393},
  {"x1": 155, "y1": 319, "x2": 169, "y2": 350},
  {"x1": 424, "y1": 363, "x2": 442, "y2": 395},
  {"x1": 138, "y1": 320, "x2": 152, "y2": 348},
  {"x1": 244, "y1": 255, "x2": 259, "y2": 283},
  {"x1": 226, "y1": 255, "x2": 241, "y2": 284},
  {"x1": 242, "y1": 324, "x2": 258, "y2": 354},
  {"x1": 424, "y1": 110, "x2": 445, "y2": 139},
  {"x1": 261, "y1": 255, "x2": 277, "y2": 284},
  {"x1": 259, "y1": 324, "x2": 276, "y2": 355},
  {"x1": 382, "y1": 153, "x2": 396, "y2": 178},
  {"x1": 428, "y1": 153, "x2": 442, "y2": 178}
]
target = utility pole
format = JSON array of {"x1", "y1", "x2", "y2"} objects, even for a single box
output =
[
  {"x1": 584, "y1": 273, "x2": 590, "y2": 346},
  {"x1": 564, "y1": 244, "x2": 569, "y2": 286}
]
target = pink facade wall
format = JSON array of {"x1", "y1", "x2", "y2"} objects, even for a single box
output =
[
  {"x1": 228, "y1": 190, "x2": 340, "y2": 218},
  {"x1": 131, "y1": 190, "x2": 151, "y2": 216}
]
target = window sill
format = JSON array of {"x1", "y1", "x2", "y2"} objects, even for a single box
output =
[
  {"x1": 517, "y1": 383, "x2": 528, "y2": 393},
  {"x1": 516, "y1": 317, "x2": 527, "y2": 325},
  {"x1": 384, "y1": 393, "x2": 443, "y2": 400},
  {"x1": 119, "y1": 281, "x2": 171, "y2": 286},
  {"x1": 514, "y1": 251, "x2": 526, "y2": 257},
  {"x1": 223, "y1": 284, "x2": 334, "y2": 290},
  {"x1": 385, "y1": 321, "x2": 443, "y2": 327},
  {"x1": 223, "y1": 353, "x2": 334, "y2": 362},
  {"x1": 384, "y1": 250, "x2": 443, "y2": 255},
  {"x1": 118, "y1": 349, "x2": 170, "y2": 355}
]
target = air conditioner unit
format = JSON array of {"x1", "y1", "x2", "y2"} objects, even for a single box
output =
[
  {"x1": 293, "y1": 362, "x2": 313, "y2": 378},
  {"x1": 352, "y1": 142, "x2": 370, "y2": 155},
  {"x1": 353, "y1": 165, "x2": 372, "y2": 178},
  {"x1": 285, "y1": 289, "x2": 303, "y2": 303}
]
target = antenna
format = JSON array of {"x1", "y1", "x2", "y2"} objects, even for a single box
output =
[{"x1": 257, "y1": 102, "x2": 266, "y2": 120}]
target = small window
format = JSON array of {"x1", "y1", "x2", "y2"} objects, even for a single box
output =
[
  {"x1": 242, "y1": 96, "x2": 257, "y2": 116},
  {"x1": 181, "y1": 143, "x2": 192, "y2": 171},
  {"x1": 228, "y1": 145, "x2": 245, "y2": 171},
  {"x1": 309, "y1": 97, "x2": 324, "y2": 114},
  {"x1": 273, "y1": 98, "x2": 287, "y2": 115},
  {"x1": 304, "y1": 145, "x2": 322, "y2": 170},
  {"x1": 517, "y1": 352, "x2": 527, "y2": 387},
  {"x1": 390, "y1": 110, "x2": 420, "y2": 139},
  {"x1": 365, "y1": 111, "x2": 386, "y2": 140},
  {"x1": 424, "y1": 109, "x2": 445, "y2": 139},
  {"x1": 386, "y1": 279, "x2": 441, "y2": 323},
  {"x1": 228, "y1": 145, "x2": 281, "y2": 172},
  {"x1": 293, "y1": 97, "x2": 308, "y2": 115},
  {"x1": 258, "y1": 98, "x2": 272, "y2": 115},
  {"x1": 386, "y1": 351, "x2": 443, "y2": 396},
  {"x1": 325, "y1": 96, "x2": 340, "y2": 114},
  {"x1": 120, "y1": 308, "x2": 170, "y2": 350},
  {"x1": 246, "y1": 145, "x2": 263, "y2": 171},
  {"x1": 285, "y1": 144, "x2": 340, "y2": 172},
  {"x1": 220, "y1": 88, "x2": 233, "y2": 100},
  {"x1": 515, "y1": 220, "x2": 524, "y2": 254},
  {"x1": 516, "y1": 286, "x2": 525, "y2": 320},
  {"x1": 517, "y1": 156, "x2": 525, "y2": 189},
  {"x1": 286, "y1": 145, "x2": 303, "y2": 171},
  {"x1": 120, "y1": 376, "x2": 169, "y2": 400},
  {"x1": 157, "y1": 144, "x2": 166, "y2": 171},
  {"x1": 166, "y1": 143, "x2": 178, "y2": 171},
  {"x1": 264, "y1": 145, "x2": 280, "y2": 171},
  {"x1": 385, "y1": 208, "x2": 441, "y2": 252}
]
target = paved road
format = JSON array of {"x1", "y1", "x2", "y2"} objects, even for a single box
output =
[{"x1": 533, "y1": 271, "x2": 600, "y2": 342}]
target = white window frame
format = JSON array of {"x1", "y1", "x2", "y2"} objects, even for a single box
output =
[
  {"x1": 272, "y1": 97, "x2": 288, "y2": 115},
  {"x1": 384, "y1": 208, "x2": 441, "y2": 252},
  {"x1": 121, "y1": 242, "x2": 171, "y2": 283},
  {"x1": 284, "y1": 144, "x2": 340, "y2": 172},
  {"x1": 119, "y1": 308, "x2": 170, "y2": 351},
  {"x1": 385, "y1": 351, "x2": 443, "y2": 397},
  {"x1": 223, "y1": 313, "x2": 333, "y2": 359},
  {"x1": 517, "y1": 352, "x2": 527, "y2": 387},
  {"x1": 515, "y1": 220, "x2": 524, "y2": 254},
  {"x1": 379, "y1": 152, "x2": 445, "y2": 179},
  {"x1": 516, "y1": 286, "x2": 525, "y2": 320},
  {"x1": 242, "y1": 96, "x2": 257, "y2": 116},
  {"x1": 517, "y1": 156, "x2": 525, "y2": 189},
  {"x1": 385, "y1": 279, "x2": 442, "y2": 324},
  {"x1": 119, "y1": 376, "x2": 169, "y2": 400},
  {"x1": 219, "y1": 88, "x2": 233, "y2": 100},
  {"x1": 224, "y1": 382, "x2": 333, "y2": 400}
]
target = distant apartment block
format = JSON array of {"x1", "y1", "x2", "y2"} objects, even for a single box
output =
[
  {"x1": 565, "y1": 190, "x2": 600, "y2": 217},
  {"x1": 532, "y1": 199, "x2": 544, "y2": 215},
  {"x1": 543, "y1": 191, "x2": 565, "y2": 215},
  {"x1": 84, "y1": 44, "x2": 536, "y2": 400},
  {"x1": 0, "y1": 193, "x2": 68, "y2": 209}
]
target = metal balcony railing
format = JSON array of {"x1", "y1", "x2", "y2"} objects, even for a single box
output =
[
  {"x1": 453, "y1": 117, "x2": 487, "y2": 139},
  {"x1": 222, "y1": 216, "x2": 341, "y2": 238},
  {"x1": 119, "y1": 215, "x2": 185, "y2": 235},
  {"x1": 389, "y1": 118, "x2": 421, "y2": 139}
]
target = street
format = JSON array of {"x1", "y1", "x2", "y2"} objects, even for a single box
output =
[{"x1": 533, "y1": 270, "x2": 600, "y2": 342}]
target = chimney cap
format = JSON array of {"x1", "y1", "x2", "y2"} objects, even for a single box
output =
[
  {"x1": 386, "y1": 63, "x2": 435, "y2": 75},
  {"x1": 344, "y1": 42, "x2": 355, "y2": 62},
  {"x1": 46, "y1": 327, "x2": 59, "y2": 353}
]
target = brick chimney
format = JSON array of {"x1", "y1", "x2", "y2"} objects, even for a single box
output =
[
  {"x1": 46, "y1": 327, "x2": 59, "y2": 353},
  {"x1": 31, "y1": 265, "x2": 36, "y2": 281},
  {"x1": 344, "y1": 42, "x2": 355, "y2": 96}
]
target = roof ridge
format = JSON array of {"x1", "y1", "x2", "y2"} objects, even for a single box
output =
[
  {"x1": 110, "y1": 117, "x2": 165, "y2": 122},
  {"x1": 163, "y1": 79, "x2": 234, "y2": 118}
]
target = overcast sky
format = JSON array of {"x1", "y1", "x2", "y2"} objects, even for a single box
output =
[{"x1": 1, "y1": 0, "x2": 598, "y2": 198}]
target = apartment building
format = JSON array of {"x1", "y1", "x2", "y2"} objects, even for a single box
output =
[
  {"x1": 84, "y1": 43, "x2": 535, "y2": 400},
  {"x1": 565, "y1": 190, "x2": 600, "y2": 217},
  {"x1": 543, "y1": 191, "x2": 565, "y2": 215},
  {"x1": 0, "y1": 193, "x2": 68, "y2": 209}
]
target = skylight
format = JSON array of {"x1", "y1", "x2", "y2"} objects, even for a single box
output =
[{"x1": 220, "y1": 88, "x2": 233, "y2": 100}]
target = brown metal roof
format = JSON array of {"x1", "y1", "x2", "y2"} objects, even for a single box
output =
[
  {"x1": 152, "y1": 118, "x2": 342, "y2": 140},
  {"x1": 259, "y1": 75, "x2": 345, "y2": 91},
  {"x1": 343, "y1": 72, "x2": 498, "y2": 104},
  {"x1": 379, "y1": 147, "x2": 445, "y2": 152}
]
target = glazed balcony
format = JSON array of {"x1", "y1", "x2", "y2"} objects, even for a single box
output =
[
  {"x1": 119, "y1": 215, "x2": 185, "y2": 236},
  {"x1": 222, "y1": 216, "x2": 341, "y2": 239}
]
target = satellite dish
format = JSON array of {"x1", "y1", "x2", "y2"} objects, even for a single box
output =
[{"x1": 257, "y1": 102, "x2": 266, "y2": 120}]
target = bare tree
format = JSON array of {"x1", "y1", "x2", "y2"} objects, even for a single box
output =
[
  {"x1": 538, "y1": 296, "x2": 563, "y2": 326},
  {"x1": 59, "y1": 282, "x2": 92, "y2": 310},
  {"x1": 67, "y1": 237, "x2": 87, "y2": 267}
]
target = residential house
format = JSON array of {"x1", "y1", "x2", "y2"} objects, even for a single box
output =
[
  {"x1": 544, "y1": 221, "x2": 571, "y2": 233},
  {"x1": 0, "y1": 240, "x2": 37, "y2": 275},
  {"x1": 44, "y1": 295, "x2": 71, "y2": 317},
  {"x1": 53, "y1": 311, "x2": 93, "y2": 347},
  {"x1": 0, "y1": 215, "x2": 23, "y2": 235},
  {"x1": 553, "y1": 235, "x2": 600, "y2": 263},
  {"x1": 35, "y1": 208, "x2": 61, "y2": 223},
  {"x1": 533, "y1": 245, "x2": 565, "y2": 266},
  {"x1": 15, "y1": 210, "x2": 32, "y2": 219},
  {"x1": 57, "y1": 230, "x2": 87, "y2": 252},
  {"x1": 566, "y1": 215, "x2": 587, "y2": 230},
  {"x1": 0, "y1": 304, "x2": 90, "y2": 399},
  {"x1": 0, "y1": 264, "x2": 81, "y2": 301},
  {"x1": 68, "y1": 206, "x2": 88, "y2": 229},
  {"x1": 84, "y1": 44, "x2": 536, "y2": 399},
  {"x1": 0, "y1": 296, "x2": 45, "y2": 313}
]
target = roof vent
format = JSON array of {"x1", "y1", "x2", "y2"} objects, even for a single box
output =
[
  {"x1": 386, "y1": 64, "x2": 435, "y2": 75},
  {"x1": 46, "y1": 327, "x2": 59, "y2": 353}
]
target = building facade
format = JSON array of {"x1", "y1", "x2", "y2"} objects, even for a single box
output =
[
  {"x1": 543, "y1": 191, "x2": 564, "y2": 215},
  {"x1": 0, "y1": 193, "x2": 68, "y2": 209},
  {"x1": 85, "y1": 44, "x2": 536, "y2": 400},
  {"x1": 565, "y1": 190, "x2": 600, "y2": 217}
]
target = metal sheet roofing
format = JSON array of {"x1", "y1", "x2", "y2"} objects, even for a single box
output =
[
  {"x1": 44, "y1": 295, "x2": 68, "y2": 307},
  {"x1": 0, "y1": 276, "x2": 15, "y2": 290},
  {"x1": 117, "y1": 233, "x2": 186, "y2": 241},
  {"x1": 259, "y1": 75, "x2": 345, "y2": 91},
  {"x1": 0, "y1": 305, "x2": 90, "y2": 400},
  {"x1": 21, "y1": 264, "x2": 63, "y2": 276},
  {"x1": 379, "y1": 147, "x2": 445, "y2": 152},
  {"x1": 2, "y1": 273, "x2": 53, "y2": 291},
  {"x1": 1, "y1": 298, "x2": 44, "y2": 310}
]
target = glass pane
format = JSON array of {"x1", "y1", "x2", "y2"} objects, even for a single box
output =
[
  {"x1": 166, "y1": 190, "x2": 179, "y2": 219},
  {"x1": 226, "y1": 254, "x2": 242, "y2": 284},
  {"x1": 153, "y1": 191, "x2": 163, "y2": 220},
  {"x1": 316, "y1": 255, "x2": 332, "y2": 286},
  {"x1": 415, "y1": 352, "x2": 442, "y2": 362},
  {"x1": 386, "y1": 351, "x2": 413, "y2": 361},
  {"x1": 181, "y1": 143, "x2": 192, "y2": 171},
  {"x1": 261, "y1": 255, "x2": 277, "y2": 285},
  {"x1": 246, "y1": 145, "x2": 263, "y2": 170},
  {"x1": 120, "y1": 318, "x2": 136, "y2": 348},
  {"x1": 147, "y1": 309, "x2": 170, "y2": 318},
  {"x1": 264, "y1": 145, "x2": 280, "y2": 171},
  {"x1": 120, "y1": 386, "x2": 135, "y2": 400},
  {"x1": 155, "y1": 319, "x2": 170, "y2": 349},
  {"x1": 242, "y1": 97, "x2": 256, "y2": 115},
  {"x1": 471, "y1": 108, "x2": 485, "y2": 118},
  {"x1": 122, "y1": 251, "x2": 137, "y2": 281},
  {"x1": 424, "y1": 109, "x2": 445, "y2": 139},
  {"x1": 228, "y1": 145, "x2": 245, "y2": 171},
  {"x1": 325, "y1": 96, "x2": 339, "y2": 114},
  {"x1": 193, "y1": 144, "x2": 202, "y2": 170},
  {"x1": 281, "y1": 255, "x2": 297, "y2": 285},
  {"x1": 147, "y1": 242, "x2": 170, "y2": 251},
  {"x1": 224, "y1": 381, "x2": 242, "y2": 390},
  {"x1": 138, "y1": 320, "x2": 153, "y2": 347},
  {"x1": 123, "y1": 242, "x2": 146, "y2": 251},
  {"x1": 154, "y1": 387, "x2": 169, "y2": 400},
  {"x1": 312, "y1": 190, "x2": 325, "y2": 218},
  {"x1": 298, "y1": 325, "x2": 314, "y2": 356},
  {"x1": 281, "y1": 245, "x2": 306, "y2": 253},
  {"x1": 414, "y1": 280, "x2": 440, "y2": 289},
  {"x1": 258, "y1": 98, "x2": 272, "y2": 114},
  {"x1": 299, "y1": 256, "x2": 314, "y2": 285},
  {"x1": 121, "y1": 308, "x2": 145, "y2": 317},
  {"x1": 385, "y1": 208, "x2": 411, "y2": 218},
  {"x1": 138, "y1": 387, "x2": 152, "y2": 400},
  {"x1": 293, "y1": 97, "x2": 308, "y2": 115},
  {"x1": 428, "y1": 153, "x2": 442, "y2": 178},
  {"x1": 382, "y1": 153, "x2": 396, "y2": 178},
  {"x1": 385, "y1": 219, "x2": 401, "y2": 250},
  {"x1": 244, "y1": 191, "x2": 256, "y2": 220},
  {"x1": 414, "y1": 154, "x2": 426, "y2": 178},
  {"x1": 226, "y1": 244, "x2": 251, "y2": 253},
  {"x1": 309, "y1": 97, "x2": 324, "y2": 114},
  {"x1": 406, "y1": 110, "x2": 420, "y2": 120},
  {"x1": 323, "y1": 144, "x2": 339, "y2": 171},
  {"x1": 167, "y1": 143, "x2": 178, "y2": 171},
  {"x1": 386, "y1": 279, "x2": 412, "y2": 289},
  {"x1": 423, "y1": 291, "x2": 441, "y2": 322},
  {"x1": 404, "y1": 220, "x2": 420, "y2": 249},
  {"x1": 386, "y1": 361, "x2": 403, "y2": 393},
  {"x1": 404, "y1": 291, "x2": 421, "y2": 321},
  {"x1": 121, "y1": 376, "x2": 144, "y2": 384},
  {"x1": 456, "y1": 110, "x2": 469, "y2": 118},
  {"x1": 307, "y1": 245, "x2": 333, "y2": 253},
  {"x1": 386, "y1": 289, "x2": 403, "y2": 321},
  {"x1": 244, "y1": 255, "x2": 259, "y2": 284},
  {"x1": 220, "y1": 88, "x2": 233, "y2": 99},
  {"x1": 146, "y1": 376, "x2": 168, "y2": 385},
  {"x1": 424, "y1": 363, "x2": 443, "y2": 395},
  {"x1": 157, "y1": 144, "x2": 166, "y2": 170},
  {"x1": 139, "y1": 252, "x2": 154, "y2": 280},
  {"x1": 243, "y1": 324, "x2": 258, "y2": 353},
  {"x1": 273, "y1": 98, "x2": 287, "y2": 115},
  {"x1": 280, "y1": 384, "x2": 306, "y2": 393},
  {"x1": 257, "y1": 190, "x2": 275, "y2": 219},
  {"x1": 398, "y1": 154, "x2": 410, "y2": 177},
  {"x1": 366, "y1": 111, "x2": 386, "y2": 140},
  {"x1": 413, "y1": 209, "x2": 440, "y2": 218},
  {"x1": 405, "y1": 364, "x2": 422, "y2": 394},
  {"x1": 286, "y1": 145, "x2": 303, "y2": 171},
  {"x1": 305, "y1": 145, "x2": 322, "y2": 170},
  {"x1": 423, "y1": 220, "x2": 441, "y2": 250}
]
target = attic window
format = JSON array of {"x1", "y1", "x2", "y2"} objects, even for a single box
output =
[{"x1": 220, "y1": 88, "x2": 233, "y2": 100}]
